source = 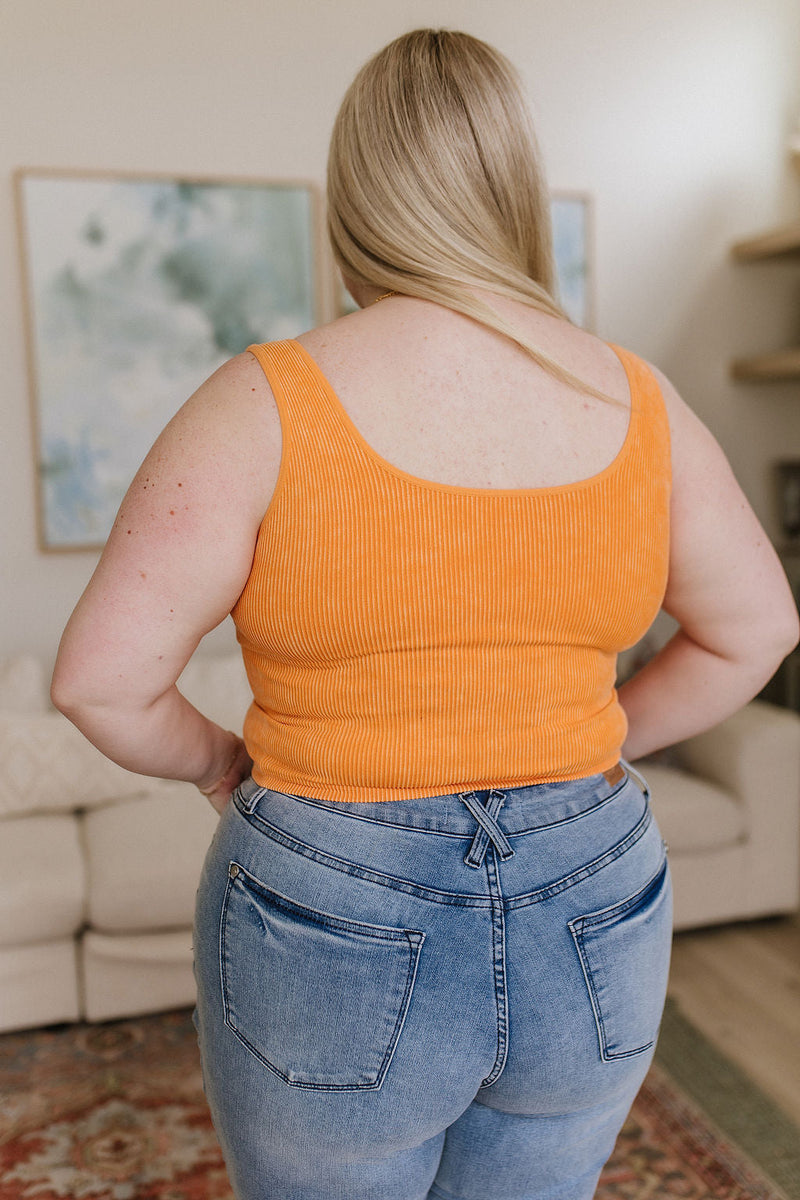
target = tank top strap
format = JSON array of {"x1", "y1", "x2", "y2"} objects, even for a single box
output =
[
  {"x1": 606, "y1": 343, "x2": 666, "y2": 420},
  {"x1": 245, "y1": 337, "x2": 671, "y2": 499},
  {"x1": 606, "y1": 343, "x2": 671, "y2": 471},
  {"x1": 246, "y1": 339, "x2": 352, "y2": 466}
]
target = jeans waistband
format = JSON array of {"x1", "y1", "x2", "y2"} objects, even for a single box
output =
[{"x1": 233, "y1": 763, "x2": 646, "y2": 840}]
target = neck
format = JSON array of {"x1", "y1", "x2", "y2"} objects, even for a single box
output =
[{"x1": 343, "y1": 279, "x2": 399, "y2": 309}]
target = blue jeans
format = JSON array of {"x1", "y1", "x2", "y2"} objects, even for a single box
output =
[{"x1": 193, "y1": 765, "x2": 672, "y2": 1200}]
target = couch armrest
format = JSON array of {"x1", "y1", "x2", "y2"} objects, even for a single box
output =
[
  {"x1": 670, "y1": 700, "x2": 800, "y2": 914},
  {"x1": 673, "y1": 700, "x2": 800, "y2": 795}
]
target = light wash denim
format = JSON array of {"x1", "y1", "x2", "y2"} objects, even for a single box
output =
[{"x1": 193, "y1": 765, "x2": 672, "y2": 1200}]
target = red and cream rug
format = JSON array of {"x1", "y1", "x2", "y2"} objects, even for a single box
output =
[{"x1": 0, "y1": 1004, "x2": 796, "y2": 1199}]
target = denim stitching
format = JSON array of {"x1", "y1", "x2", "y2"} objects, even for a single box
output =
[
  {"x1": 219, "y1": 861, "x2": 427, "y2": 1090},
  {"x1": 272, "y1": 775, "x2": 630, "y2": 838},
  {"x1": 479, "y1": 848, "x2": 510, "y2": 1087},
  {"x1": 505, "y1": 806, "x2": 653, "y2": 911},
  {"x1": 231, "y1": 795, "x2": 652, "y2": 910},
  {"x1": 568, "y1": 857, "x2": 668, "y2": 1061},
  {"x1": 219, "y1": 874, "x2": 236, "y2": 1032},
  {"x1": 232, "y1": 804, "x2": 494, "y2": 908},
  {"x1": 236, "y1": 782, "x2": 269, "y2": 814},
  {"x1": 502, "y1": 779, "x2": 629, "y2": 840},
  {"x1": 575, "y1": 856, "x2": 668, "y2": 932}
]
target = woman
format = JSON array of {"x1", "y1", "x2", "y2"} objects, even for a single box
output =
[{"x1": 52, "y1": 29, "x2": 797, "y2": 1200}]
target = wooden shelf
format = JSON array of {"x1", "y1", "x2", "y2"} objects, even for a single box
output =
[
  {"x1": 731, "y1": 221, "x2": 800, "y2": 261},
  {"x1": 731, "y1": 347, "x2": 800, "y2": 381}
]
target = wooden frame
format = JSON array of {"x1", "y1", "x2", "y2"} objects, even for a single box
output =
[{"x1": 15, "y1": 167, "x2": 323, "y2": 552}]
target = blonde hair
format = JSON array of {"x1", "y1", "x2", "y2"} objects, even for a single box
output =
[{"x1": 327, "y1": 29, "x2": 608, "y2": 399}]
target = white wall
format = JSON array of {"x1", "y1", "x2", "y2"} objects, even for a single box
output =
[{"x1": 2, "y1": 0, "x2": 799, "y2": 665}]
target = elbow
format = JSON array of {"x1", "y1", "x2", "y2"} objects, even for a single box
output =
[
  {"x1": 50, "y1": 665, "x2": 83, "y2": 720},
  {"x1": 50, "y1": 657, "x2": 100, "y2": 722},
  {"x1": 777, "y1": 604, "x2": 800, "y2": 662},
  {"x1": 753, "y1": 598, "x2": 800, "y2": 681},
  {"x1": 772, "y1": 584, "x2": 800, "y2": 657},
  {"x1": 699, "y1": 597, "x2": 800, "y2": 687}
]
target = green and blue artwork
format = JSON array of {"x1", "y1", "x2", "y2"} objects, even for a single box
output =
[{"x1": 19, "y1": 171, "x2": 317, "y2": 549}]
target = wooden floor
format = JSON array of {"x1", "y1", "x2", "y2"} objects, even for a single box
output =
[{"x1": 668, "y1": 910, "x2": 800, "y2": 1124}]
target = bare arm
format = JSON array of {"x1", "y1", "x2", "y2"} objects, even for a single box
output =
[
  {"x1": 619, "y1": 368, "x2": 799, "y2": 761},
  {"x1": 50, "y1": 351, "x2": 279, "y2": 812}
]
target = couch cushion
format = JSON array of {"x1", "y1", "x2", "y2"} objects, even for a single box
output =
[
  {"x1": 0, "y1": 814, "x2": 85, "y2": 945},
  {"x1": 0, "y1": 938, "x2": 81, "y2": 1032},
  {"x1": 81, "y1": 930, "x2": 196, "y2": 1022},
  {"x1": 0, "y1": 712, "x2": 152, "y2": 818},
  {"x1": 83, "y1": 783, "x2": 219, "y2": 932},
  {"x1": 638, "y1": 763, "x2": 746, "y2": 853},
  {"x1": 0, "y1": 656, "x2": 48, "y2": 714}
]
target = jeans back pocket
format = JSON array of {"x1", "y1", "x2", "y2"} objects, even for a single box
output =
[
  {"x1": 220, "y1": 862, "x2": 425, "y2": 1090},
  {"x1": 569, "y1": 855, "x2": 672, "y2": 1061}
]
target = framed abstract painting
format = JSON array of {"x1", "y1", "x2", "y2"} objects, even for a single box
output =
[{"x1": 16, "y1": 169, "x2": 321, "y2": 550}]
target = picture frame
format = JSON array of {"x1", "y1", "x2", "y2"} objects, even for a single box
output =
[
  {"x1": 16, "y1": 168, "x2": 322, "y2": 552},
  {"x1": 337, "y1": 191, "x2": 594, "y2": 330},
  {"x1": 550, "y1": 191, "x2": 594, "y2": 331}
]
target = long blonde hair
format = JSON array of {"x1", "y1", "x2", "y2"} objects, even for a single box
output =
[{"x1": 327, "y1": 29, "x2": 608, "y2": 399}]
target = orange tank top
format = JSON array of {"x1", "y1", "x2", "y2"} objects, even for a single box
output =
[{"x1": 232, "y1": 339, "x2": 671, "y2": 802}]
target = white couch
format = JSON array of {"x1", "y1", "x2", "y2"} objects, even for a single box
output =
[{"x1": 1, "y1": 652, "x2": 799, "y2": 1034}]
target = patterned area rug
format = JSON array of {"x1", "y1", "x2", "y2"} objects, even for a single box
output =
[{"x1": 0, "y1": 1000, "x2": 797, "y2": 1200}]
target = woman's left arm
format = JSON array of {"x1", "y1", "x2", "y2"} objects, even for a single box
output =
[{"x1": 50, "y1": 350, "x2": 279, "y2": 813}]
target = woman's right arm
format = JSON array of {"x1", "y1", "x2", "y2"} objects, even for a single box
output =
[{"x1": 619, "y1": 368, "x2": 799, "y2": 761}]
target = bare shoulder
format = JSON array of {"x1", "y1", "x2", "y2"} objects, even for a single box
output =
[
  {"x1": 294, "y1": 308, "x2": 379, "y2": 360},
  {"x1": 643, "y1": 361, "x2": 782, "y2": 609},
  {"x1": 152, "y1": 351, "x2": 281, "y2": 512},
  {"x1": 178, "y1": 350, "x2": 276, "y2": 427},
  {"x1": 98, "y1": 351, "x2": 279, "y2": 534},
  {"x1": 643, "y1": 359, "x2": 730, "y2": 489},
  {"x1": 645, "y1": 361, "x2": 697, "y2": 431}
]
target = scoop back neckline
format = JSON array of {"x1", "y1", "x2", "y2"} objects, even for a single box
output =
[{"x1": 288, "y1": 338, "x2": 636, "y2": 498}]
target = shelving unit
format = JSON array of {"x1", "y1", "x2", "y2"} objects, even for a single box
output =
[
  {"x1": 731, "y1": 348, "x2": 800, "y2": 382},
  {"x1": 732, "y1": 208, "x2": 800, "y2": 711},
  {"x1": 730, "y1": 220, "x2": 800, "y2": 261},
  {"x1": 730, "y1": 220, "x2": 800, "y2": 382}
]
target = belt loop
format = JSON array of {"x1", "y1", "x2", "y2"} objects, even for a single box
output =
[
  {"x1": 620, "y1": 760, "x2": 650, "y2": 800},
  {"x1": 236, "y1": 777, "x2": 266, "y2": 813},
  {"x1": 460, "y1": 790, "x2": 515, "y2": 868}
]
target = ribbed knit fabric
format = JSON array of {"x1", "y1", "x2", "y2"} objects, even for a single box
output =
[{"x1": 232, "y1": 340, "x2": 671, "y2": 802}]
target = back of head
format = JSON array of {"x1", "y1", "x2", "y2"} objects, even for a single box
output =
[{"x1": 327, "y1": 28, "x2": 562, "y2": 320}]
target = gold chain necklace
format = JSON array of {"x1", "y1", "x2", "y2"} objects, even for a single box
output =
[{"x1": 372, "y1": 291, "x2": 397, "y2": 304}]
